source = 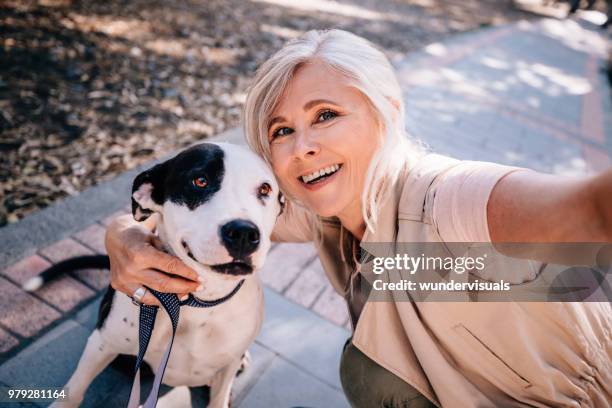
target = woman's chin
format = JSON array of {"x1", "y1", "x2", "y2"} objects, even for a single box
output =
[
  {"x1": 291, "y1": 182, "x2": 348, "y2": 217},
  {"x1": 306, "y1": 200, "x2": 344, "y2": 218}
]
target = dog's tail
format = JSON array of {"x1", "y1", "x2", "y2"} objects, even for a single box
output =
[{"x1": 22, "y1": 255, "x2": 110, "y2": 292}]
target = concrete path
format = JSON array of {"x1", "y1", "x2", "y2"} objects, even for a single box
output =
[
  {"x1": 0, "y1": 16, "x2": 610, "y2": 407},
  {"x1": 400, "y1": 17, "x2": 611, "y2": 175}
]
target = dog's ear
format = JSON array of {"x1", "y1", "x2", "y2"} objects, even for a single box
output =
[
  {"x1": 277, "y1": 191, "x2": 286, "y2": 216},
  {"x1": 132, "y1": 162, "x2": 167, "y2": 222}
]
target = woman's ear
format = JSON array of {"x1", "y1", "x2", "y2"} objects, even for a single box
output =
[{"x1": 389, "y1": 98, "x2": 401, "y2": 121}]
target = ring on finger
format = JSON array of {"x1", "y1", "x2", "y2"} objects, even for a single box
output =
[{"x1": 130, "y1": 286, "x2": 148, "y2": 306}]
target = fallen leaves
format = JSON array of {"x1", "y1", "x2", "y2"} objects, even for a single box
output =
[{"x1": 0, "y1": 0, "x2": 533, "y2": 227}]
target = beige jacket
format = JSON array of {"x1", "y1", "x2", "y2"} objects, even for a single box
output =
[{"x1": 272, "y1": 153, "x2": 612, "y2": 407}]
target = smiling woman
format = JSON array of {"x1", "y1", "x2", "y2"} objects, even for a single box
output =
[
  {"x1": 239, "y1": 29, "x2": 612, "y2": 407},
  {"x1": 243, "y1": 30, "x2": 422, "y2": 239}
]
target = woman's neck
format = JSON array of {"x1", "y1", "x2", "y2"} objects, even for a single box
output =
[{"x1": 337, "y1": 199, "x2": 366, "y2": 241}]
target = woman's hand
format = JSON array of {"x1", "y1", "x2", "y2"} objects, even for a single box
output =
[{"x1": 105, "y1": 214, "x2": 202, "y2": 306}]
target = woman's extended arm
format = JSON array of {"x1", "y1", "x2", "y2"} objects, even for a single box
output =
[{"x1": 487, "y1": 168, "x2": 612, "y2": 243}]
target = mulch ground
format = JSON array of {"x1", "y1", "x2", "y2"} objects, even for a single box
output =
[{"x1": 0, "y1": 0, "x2": 538, "y2": 227}]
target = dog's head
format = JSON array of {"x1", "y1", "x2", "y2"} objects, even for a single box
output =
[{"x1": 131, "y1": 142, "x2": 284, "y2": 278}]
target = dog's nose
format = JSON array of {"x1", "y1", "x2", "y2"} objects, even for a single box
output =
[{"x1": 220, "y1": 219, "x2": 260, "y2": 257}]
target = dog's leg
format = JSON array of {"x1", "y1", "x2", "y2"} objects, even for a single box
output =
[
  {"x1": 50, "y1": 329, "x2": 118, "y2": 408},
  {"x1": 207, "y1": 357, "x2": 243, "y2": 408}
]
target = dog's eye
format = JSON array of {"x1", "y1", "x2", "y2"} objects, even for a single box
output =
[
  {"x1": 193, "y1": 176, "x2": 208, "y2": 188},
  {"x1": 258, "y1": 183, "x2": 272, "y2": 197}
]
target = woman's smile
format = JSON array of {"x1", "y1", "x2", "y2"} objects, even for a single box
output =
[{"x1": 298, "y1": 163, "x2": 343, "y2": 191}]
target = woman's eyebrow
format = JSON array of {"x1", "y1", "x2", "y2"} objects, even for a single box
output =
[
  {"x1": 303, "y1": 99, "x2": 338, "y2": 111},
  {"x1": 268, "y1": 116, "x2": 286, "y2": 130}
]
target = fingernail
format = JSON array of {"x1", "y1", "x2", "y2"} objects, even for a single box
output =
[{"x1": 196, "y1": 284, "x2": 203, "y2": 291}]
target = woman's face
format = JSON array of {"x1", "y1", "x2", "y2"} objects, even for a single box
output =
[{"x1": 267, "y1": 61, "x2": 383, "y2": 219}]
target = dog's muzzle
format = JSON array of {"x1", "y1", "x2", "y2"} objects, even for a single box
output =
[{"x1": 181, "y1": 240, "x2": 255, "y2": 276}]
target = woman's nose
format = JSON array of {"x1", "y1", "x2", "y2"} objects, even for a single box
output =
[{"x1": 292, "y1": 130, "x2": 320, "y2": 159}]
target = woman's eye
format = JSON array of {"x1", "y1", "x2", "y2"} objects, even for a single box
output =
[
  {"x1": 272, "y1": 127, "x2": 293, "y2": 139},
  {"x1": 193, "y1": 176, "x2": 208, "y2": 188},
  {"x1": 317, "y1": 110, "x2": 337, "y2": 122}
]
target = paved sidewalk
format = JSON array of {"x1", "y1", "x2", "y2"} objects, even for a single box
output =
[
  {"x1": 0, "y1": 16, "x2": 610, "y2": 407},
  {"x1": 399, "y1": 17, "x2": 611, "y2": 174}
]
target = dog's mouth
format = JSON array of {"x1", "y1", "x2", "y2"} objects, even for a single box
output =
[
  {"x1": 210, "y1": 261, "x2": 253, "y2": 275},
  {"x1": 182, "y1": 240, "x2": 198, "y2": 263},
  {"x1": 181, "y1": 240, "x2": 253, "y2": 275}
]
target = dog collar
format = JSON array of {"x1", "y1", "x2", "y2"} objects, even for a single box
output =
[{"x1": 127, "y1": 279, "x2": 245, "y2": 408}]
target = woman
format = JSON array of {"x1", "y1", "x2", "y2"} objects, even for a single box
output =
[{"x1": 106, "y1": 30, "x2": 612, "y2": 407}]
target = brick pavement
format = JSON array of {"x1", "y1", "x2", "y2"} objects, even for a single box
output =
[{"x1": 0, "y1": 15, "x2": 610, "y2": 407}]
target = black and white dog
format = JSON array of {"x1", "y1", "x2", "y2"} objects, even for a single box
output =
[{"x1": 25, "y1": 142, "x2": 284, "y2": 407}]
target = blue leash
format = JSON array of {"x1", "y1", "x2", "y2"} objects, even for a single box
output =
[{"x1": 127, "y1": 280, "x2": 245, "y2": 408}]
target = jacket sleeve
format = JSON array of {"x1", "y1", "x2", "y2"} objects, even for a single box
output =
[
  {"x1": 431, "y1": 160, "x2": 527, "y2": 242},
  {"x1": 270, "y1": 202, "x2": 316, "y2": 243}
]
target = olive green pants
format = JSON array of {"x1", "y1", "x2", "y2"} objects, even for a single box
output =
[{"x1": 339, "y1": 339, "x2": 436, "y2": 408}]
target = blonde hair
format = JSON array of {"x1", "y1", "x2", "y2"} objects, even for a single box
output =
[{"x1": 243, "y1": 29, "x2": 423, "y2": 234}]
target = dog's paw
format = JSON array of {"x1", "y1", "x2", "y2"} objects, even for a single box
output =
[{"x1": 236, "y1": 350, "x2": 251, "y2": 376}]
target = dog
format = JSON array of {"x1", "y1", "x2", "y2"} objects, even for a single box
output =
[{"x1": 23, "y1": 142, "x2": 284, "y2": 407}]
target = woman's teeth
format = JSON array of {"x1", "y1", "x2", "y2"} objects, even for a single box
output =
[{"x1": 301, "y1": 164, "x2": 341, "y2": 184}]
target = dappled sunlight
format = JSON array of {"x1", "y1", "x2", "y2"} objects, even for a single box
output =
[
  {"x1": 404, "y1": 92, "x2": 485, "y2": 123},
  {"x1": 526, "y1": 96, "x2": 540, "y2": 108},
  {"x1": 491, "y1": 81, "x2": 509, "y2": 91},
  {"x1": 424, "y1": 42, "x2": 448, "y2": 57},
  {"x1": 439, "y1": 67, "x2": 465, "y2": 82},
  {"x1": 480, "y1": 58, "x2": 590, "y2": 98},
  {"x1": 530, "y1": 63, "x2": 591, "y2": 95},
  {"x1": 250, "y1": 0, "x2": 398, "y2": 22},
  {"x1": 504, "y1": 150, "x2": 525, "y2": 163},
  {"x1": 260, "y1": 23, "x2": 303, "y2": 39},
  {"x1": 60, "y1": 13, "x2": 153, "y2": 41},
  {"x1": 480, "y1": 56, "x2": 510, "y2": 70},
  {"x1": 579, "y1": 9, "x2": 608, "y2": 25},
  {"x1": 201, "y1": 47, "x2": 245, "y2": 65},
  {"x1": 144, "y1": 39, "x2": 244, "y2": 64},
  {"x1": 440, "y1": 54, "x2": 589, "y2": 102},
  {"x1": 552, "y1": 156, "x2": 589, "y2": 176},
  {"x1": 401, "y1": 20, "x2": 596, "y2": 114},
  {"x1": 401, "y1": 30, "x2": 599, "y2": 175},
  {"x1": 449, "y1": 80, "x2": 492, "y2": 99},
  {"x1": 177, "y1": 120, "x2": 214, "y2": 137},
  {"x1": 517, "y1": 67, "x2": 545, "y2": 89},
  {"x1": 36, "y1": 0, "x2": 72, "y2": 7},
  {"x1": 397, "y1": 0, "x2": 528, "y2": 27},
  {"x1": 435, "y1": 112, "x2": 459, "y2": 123},
  {"x1": 59, "y1": 12, "x2": 244, "y2": 64},
  {"x1": 538, "y1": 18, "x2": 607, "y2": 57},
  {"x1": 409, "y1": 0, "x2": 436, "y2": 7},
  {"x1": 513, "y1": 0, "x2": 570, "y2": 19},
  {"x1": 144, "y1": 38, "x2": 188, "y2": 58}
]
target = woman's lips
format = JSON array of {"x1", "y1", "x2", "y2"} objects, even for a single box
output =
[{"x1": 299, "y1": 164, "x2": 343, "y2": 191}]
